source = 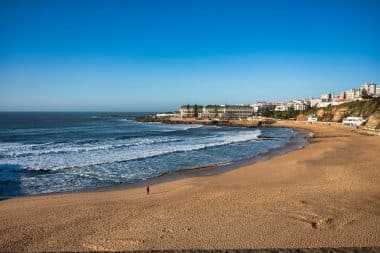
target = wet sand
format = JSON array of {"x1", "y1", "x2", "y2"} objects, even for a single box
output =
[{"x1": 0, "y1": 121, "x2": 379, "y2": 251}]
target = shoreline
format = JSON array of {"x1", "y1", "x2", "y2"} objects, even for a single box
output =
[
  {"x1": 0, "y1": 126, "x2": 310, "y2": 200},
  {"x1": 93, "y1": 126, "x2": 311, "y2": 194},
  {"x1": 1, "y1": 121, "x2": 379, "y2": 251}
]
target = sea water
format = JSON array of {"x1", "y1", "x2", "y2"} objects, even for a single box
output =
[{"x1": 0, "y1": 112, "x2": 295, "y2": 196}]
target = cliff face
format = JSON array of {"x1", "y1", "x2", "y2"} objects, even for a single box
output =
[
  {"x1": 366, "y1": 112, "x2": 380, "y2": 130},
  {"x1": 302, "y1": 98, "x2": 380, "y2": 129}
]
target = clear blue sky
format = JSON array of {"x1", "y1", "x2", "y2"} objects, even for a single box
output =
[{"x1": 0, "y1": 0, "x2": 379, "y2": 112}]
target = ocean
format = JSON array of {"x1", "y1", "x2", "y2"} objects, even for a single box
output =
[{"x1": 0, "y1": 112, "x2": 296, "y2": 197}]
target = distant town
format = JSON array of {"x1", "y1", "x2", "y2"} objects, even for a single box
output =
[{"x1": 155, "y1": 82, "x2": 380, "y2": 128}]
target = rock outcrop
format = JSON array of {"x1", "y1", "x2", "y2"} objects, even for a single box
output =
[
  {"x1": 300, "y1": 98, "x2": 380, "y2": 129},
  {"x1": 365, "y1": 112, "x2": 380, "y2": 130}
]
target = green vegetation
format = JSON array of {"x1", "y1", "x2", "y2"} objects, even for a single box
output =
[
  {"x1": 261, "y1": 109, "x2": 301, "y2": 120},
  {"x1": 313, "y1": 98, "x2": 380, "y2": 122},
  {"x1": 335, "y1": 98, "x2": 380, "y2": 117}
]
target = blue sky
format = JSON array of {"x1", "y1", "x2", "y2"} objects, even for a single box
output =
[{"x1": 0, "y1": 0, "x2": 379, "y2": 111}]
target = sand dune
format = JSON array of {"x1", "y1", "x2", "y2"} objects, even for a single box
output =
[{"x1": 0, "y1": 121, "x2": 379, "y2": 251}]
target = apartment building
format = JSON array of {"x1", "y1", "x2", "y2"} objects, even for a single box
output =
[
  {"x1": 180, "y1": 105, "x2": 203, "y2": 118},
  {"x1": 185, "y1": 104, "x2": 254, "y2": 119},
  {"x1": 361, "y1": 82, "x2": 377, "y2": 97}
]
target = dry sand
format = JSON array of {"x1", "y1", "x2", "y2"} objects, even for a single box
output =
[{"x1": 0, "y1": 121, "x2": 379, "y2": 251}]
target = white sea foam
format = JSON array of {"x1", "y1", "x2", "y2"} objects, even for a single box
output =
[
  {"x1": 0, "y1": 113, "x2": 297, "y2": 196},
  {"x1": 0, "y1": 129, "x2": 261, "y2": 171},
  {"x1": 0, "y1": 136, "x2": 181, "y2": 157},
  {"x1": 145, "y1": 122, "x2": 204, "y2": 131}
]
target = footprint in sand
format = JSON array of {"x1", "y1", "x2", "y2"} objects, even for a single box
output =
[{"x1": 310, "y1": 217, "x2": 335, "y2": 229}]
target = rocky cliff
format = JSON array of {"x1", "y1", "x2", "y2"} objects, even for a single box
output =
[{"x1": 301, "y1": 98, "x2": 380, "y2": 129}]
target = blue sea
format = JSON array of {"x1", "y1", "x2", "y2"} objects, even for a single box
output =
[{"x1": 0, "y1": 112, "x2": 296, "y2": 197}]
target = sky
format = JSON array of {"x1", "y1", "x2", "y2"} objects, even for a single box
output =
[{"x1": 0, "y1": 0, "x2": 379, "y2": 112}]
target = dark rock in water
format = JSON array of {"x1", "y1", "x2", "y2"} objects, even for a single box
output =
[
  {"x1": 258, "y1": 135, "x2": 276, "y2": 140},
  {"x1": 134, "y1": 115, "x2": 161, "y2": 122}
]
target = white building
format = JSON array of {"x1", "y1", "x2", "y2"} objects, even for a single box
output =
[
  {"x1": 200, "y1": 105, "x2": 224, "y2": 119},
  {"x1": 274, "y1": 104, "x2": 289, "y2": 112},
  {"x1": 308, "y1": 98, "x2": 322, "y2": 108},
  {"x1": 250, "y1": 102, "x2": 276, "y2": 115},
  {"x1": 321, "y1": 93, "x2": 332, "y2": 101},
  {"x1": 331, "y1": 94, "x2": 340, "y2": 102},
  {"x1": 288, "y1": 102, "x2": 295, "y2": 110},
  {"x1": 200, "y1": 105, "x2": 254, "y2": 119},
  {"x1": 345, "y1": 88, "x2": 361, "y2": 100},
  {"x1": 224, "y1": 105, "x2": 254, "y2": 119},
  {"x1": 342, "y1": 117, "x2": 366, "y2": 126},
  {"x1": 361, "y1": 82, "x2": 377, "y2": 97},
  {"x1": 180, "y1": 105, "x2": 203, "y2": 118},
  {"x1": 307, "y1": 115, "x2": 318, "y2": 123},
  {"x1": 345, "y1": 89, "x2": 354, "y2": 100},
  {"x1": 250, "y1": 103, "x2": 264, "y2": 114},
  {"x1": 293, "y1": 101, "x2": 308, "y2": 111}
]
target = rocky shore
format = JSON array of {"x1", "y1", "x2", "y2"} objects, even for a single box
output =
[{"x1": 134, "y1": 115, "x2": 276, "y2": 128}]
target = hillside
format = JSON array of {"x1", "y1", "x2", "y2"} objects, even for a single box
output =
[
  {"x1": 262, "y1": 98, "x2": 380, "y2": 130},
  {"x1": 300, "y1": 98, "x2": 380, "y2": 129}
]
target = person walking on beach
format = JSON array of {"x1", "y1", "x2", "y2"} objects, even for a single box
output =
[{"x1": 146, "y1": 185, "x2": 150, "y2": 195}]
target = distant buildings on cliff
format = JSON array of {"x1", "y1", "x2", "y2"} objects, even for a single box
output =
[
  {"x1": 283, "y1": 82, "x2": 380, "y2": 111},
  {"x1": 168, "y1": 82, "x2": 379, "y2": 120},
  {"x1": 179, "y1": 104, "x2": 254, "y2": 119}
]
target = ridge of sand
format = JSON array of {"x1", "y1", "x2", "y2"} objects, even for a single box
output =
[{"x1": 0, "y1": 121, "x2": 379, "y2": 251}]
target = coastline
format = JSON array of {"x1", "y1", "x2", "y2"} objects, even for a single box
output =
[
  {"x1": 0, "y1": 125, "x2": 308, "y2": 200},
  {"x1": 0, "y1": 121, "x2": 379, "y2": 251},
  {"x1": 92, "y1": 126, "x2": 310, "y2": 194}
]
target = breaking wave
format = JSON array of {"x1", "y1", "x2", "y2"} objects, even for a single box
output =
[
  {"x1": 0, "y1": 113, "x2": 295, "y2": 196},
  {"x1": 0, "y1": 129, "x2": 261, "y2": 171}
]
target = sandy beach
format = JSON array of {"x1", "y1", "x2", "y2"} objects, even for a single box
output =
[{"x1": 0, "y1": 121, "x2": 379, "y2": 251}]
